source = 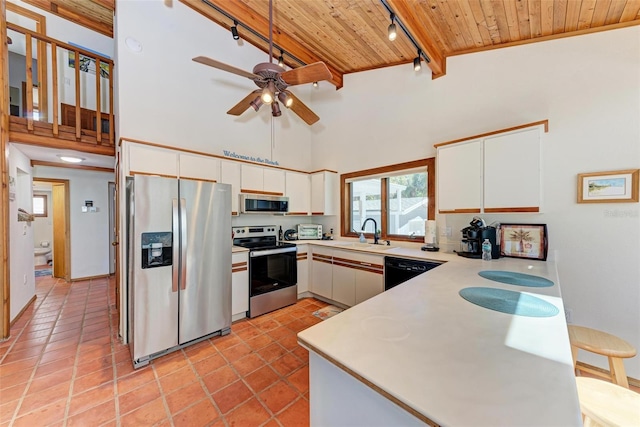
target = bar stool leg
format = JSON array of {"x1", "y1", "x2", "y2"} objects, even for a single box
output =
[
  {"x1": 609, "y1": 357, "x2": 629, "y2": 388},
  {"x1": 571, "y1": 346, "x2": 579, "y2": 374}
]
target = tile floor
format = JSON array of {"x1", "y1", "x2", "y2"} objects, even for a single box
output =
[{"x1": 0, "y1": 273, "x2": 329, "y2": 426}]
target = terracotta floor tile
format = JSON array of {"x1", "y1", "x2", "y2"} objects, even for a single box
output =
[
  {"x1": 276, "y1": 396, "x2": 310, "y2": 427},
  {"x1": 76, "y1": 354, "x2": 113, "y2": 377},
  {"x1": 202, "y1": 365, "x2": 239, "y2": 394},
  {"x1": 259, "y1": 380, "x2": 300, "y2": 414},
  {"x1": 120, "y1": 398, "x2": 168, "y2": 427},
  {"x1": 0, "y1": 357, "x2": 40, "y2": 373},
  {"x1": 272, "y1": 312, "x2": 296, "y2": 325},
  {"x1": 165, "y1": 381, "x2": 209, "y2": 415},
  {"x1": 183, "y1": 340, "x2": 218, "y2": 363},
  {"x1": 68, "y1": 381, "x2": 115, "y2": 416},
  {"x1": 271, "y1": 353, "x2": 304, "y2": 377},
  {"x1": 287, "y1": 365, "x2": 309, "y2": 393},
  {"x1": 19, "y1": 380, "x2": 70, "y2": 415},
  {"x1": 73, "y1": 366, "x2": 113, "y2": 395},
  {"x1": 193, "y1": 353, "x2": 227, "y2": 378},
  {"x1": 244, "y1": 333, "x2": 275, "y2": 351},
  {"x1": 152, "y1": 352, "x2": 189, "y2": 378},
  {"x1": 279, "y1": 334, "x2": 301, "y2": 351},
  {"x1": 172, "y1": 398, "x2": 220, "y2": 427},
  {"x1": 266, "y1": 325, "x2": 296, "y2": 341},
  {"x1": 211, "y1": 334, "x2": 242, "y2": 351},
  {"x1": 287, "y1": 308, "x2": 308, "y2": 319},
  {"x1": 116, "y1": 366, "x2": 156, "y2": 395},
  {"x1": 0, "y1": 398, "x2": 19, "y2": 424},
  {"x1": 118, "y1": 380, "x2": 162, "y2": 415},
  {"x1": 26, "y1": 367, "x2": 74, "y2": 394},
  {"x1": 0, "y1": 382, "x2": 27, "y2": 405},
  {"x1": 52, "y1": 321, "x2": 83, "y2": 334},
  {"x1": 231, "y1": 353, "x2": 265, "y2": 377},
  {"x1": 212, "y1": 380, "x2": 253, "y2": 414},
  {"x1": 258, "y1": 343, "x2": 288, "y2": 363},
  {"x1": 291, "y1": 346, "x2": 309, "y2": 363},
  {"x1": 230, "y1": 320, "x2": 251, "y2": 331},
  {"x1": 220, "y1": 342, "x2": 253, "y2": 362},
  {"x1": 0, "y1": 368, "x2": 33, "y2": 390},
  {"x1": 244, "y1": 365, "x2": 280, "y2": 394},
  {"x1": 39, "y1": 345, "x2": 77, "y2": 365},
  {"x1": 11, "y1": 335, "x2": 48, "y2": 350},
  {"x1": 67, "y1": 398, "x2": 115, "y2": 426},
  {"x1": 262, "y1": 419, "x2": 281, "y2": 427},
  {"x1": 235, "y1": 325, "x2": 263, "y2": 341},
  {"x1": 158, "y1": 365, "x2": 198, "y2": 394},
  {"x1": 115, "y1": 360, "x2": 136, "y2": 378},
  {"x1": 12, "y1": 397, "x2": 67, "y2": 427},
  {"x1": 224, "y1": 397, "x2": 271, "y2": 427}
]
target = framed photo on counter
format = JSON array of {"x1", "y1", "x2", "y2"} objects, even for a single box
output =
[{"x1": 499, "y1": 223, "x2": 548, "y2": 261}]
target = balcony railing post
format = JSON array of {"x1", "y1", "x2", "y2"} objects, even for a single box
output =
[
  {"x1": 51, "y1": 42, "x2": 58, "y2": 136},
  {"x1": 25, "y1": 33, "x2": 33, "y2": 131}
]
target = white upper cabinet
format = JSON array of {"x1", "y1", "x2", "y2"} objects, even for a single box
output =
[
  {"x1": 436, "y1": 123, "x2": 543, "y2": 214},
  {"x1": 178, "y1": 154, "x2": 220, "y2": 182},
  {"x1": 220, "y1": 161, "x2": 241, "y2": 215},
  {"x1": 437, "y1": 140, "x2": 482, "y2": 213},
  {"x1": 483, "y1": 128, "x2": 540, "y2": 212},
  {"x1": 127, "y1": 143, "x2": 178, "y2": 177},
  {"x1": 311, "y1": 171, "x2": 338, "y2": 216},
  {"x1": 285, "y1": 171, "x2": 311, "y2": 215},
  {"x1": 241, "y1": 164, "x2": 285, "y2": 195}
]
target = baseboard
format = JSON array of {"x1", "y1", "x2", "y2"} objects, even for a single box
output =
[
  {"x1": 576, "y1": 361, "x2": 640, "y2": 388},
  {"x1": 70, "y1": 274, "x2": 110, "y2": 282},
  {"x1": 10, "y1": 295, "x2": 37, "y2": 327}
]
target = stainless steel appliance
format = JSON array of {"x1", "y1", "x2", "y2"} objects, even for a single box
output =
[
  {"x1": 240, "y1": 194, "x2": 289, "y2": 214},
  {"x1": 126, "y1": 175, "x2": 232, "y2": 368},
  {"x1": 232, "y1": 226, "x2": 297, "y2": 317},
  {"x1": 384, "y1": 256, "x2": 441, "y2": 291},
  {"x1": 297, "y1": 224, "x2": 322, "y2": 240}
]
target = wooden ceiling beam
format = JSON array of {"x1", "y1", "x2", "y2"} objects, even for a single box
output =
[
  {"x1": 21, "y1": 0, "x2": 113, "y2": 37},
  {"x1": 180, "y1": 0, "x2": 344, "y2": 89},
  {"x1": 386, "y1": 0, "x2": 446, "y2": 79}
]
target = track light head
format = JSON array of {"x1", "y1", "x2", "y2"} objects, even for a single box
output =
[
  {"x1": 231, "y1": 20, "x2": 239, "y2": 40},
  {"x1": 271, "y1": 101, "x2": 282, "y2": 117},
  {"x1": 250, "y1": 96, "x2": 263, "y2": 111},
  {"x1": 278, "y1": 51, "x2": 284, "y2": 67},
  {"x1": 278, "y1": 91, "x2": 293, "y2": 108},
  {"x1": 388, "y1": 13, "x2": 397, "y2": 41},
  {"x1": 313, "y1": 81, "x2": 318, "y2": 88}
]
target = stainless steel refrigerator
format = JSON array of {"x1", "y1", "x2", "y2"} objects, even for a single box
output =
[{"x1": 126, "y1": 175, "x2": 232, "y2": 368}]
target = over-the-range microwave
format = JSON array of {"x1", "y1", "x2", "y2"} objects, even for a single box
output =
[{"x1": 239, "y1": 194, "x2": 289, "y2": 214}]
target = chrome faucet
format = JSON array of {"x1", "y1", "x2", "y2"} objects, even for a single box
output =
[{"x1": 361, "y1": 218, "x2": 379, "y2": 245}]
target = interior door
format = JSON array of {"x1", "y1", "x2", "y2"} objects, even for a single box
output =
[{"x1": 178, "y1": 180, "x2": 232, "y2": 344}]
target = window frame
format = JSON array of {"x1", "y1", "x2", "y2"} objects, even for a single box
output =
[
  {"x1": 33, "y1": 194, "x2": 48, "y2": 217},
  {"x1": 340, "y1": 158, "x2": 435, "y2": 242}
]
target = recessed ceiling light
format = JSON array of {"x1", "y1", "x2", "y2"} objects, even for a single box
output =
[{"x1": 57, "y1": 155, "x2": 84, "y2": 163}]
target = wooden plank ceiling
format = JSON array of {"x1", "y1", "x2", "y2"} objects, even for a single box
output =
[{"x1": 22, "y1": 0, "x2": 640, "y2": 87}]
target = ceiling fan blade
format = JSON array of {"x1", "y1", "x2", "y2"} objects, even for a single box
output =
[
  {"x1": 192, "y1": 56, "x2": 260, "y2": 80},
  {"x1": 285, "y1": 91, "x2": 320, "y2": 125},
  {"x1": 227, "y1": 91, "x2": 261, "y2": 116},
  {"x1": 281, "y1": 62, "x2": 332, "y2": 86}
]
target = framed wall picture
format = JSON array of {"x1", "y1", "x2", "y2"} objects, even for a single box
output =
[
  {"x1": 499, "y1": 224, "x2": 548, "y2": 261},
  {"x1": 577, "y1": 169, "x2": 639, "y2": 203}
]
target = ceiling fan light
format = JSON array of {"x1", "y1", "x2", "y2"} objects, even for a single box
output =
[
  {"x1": 250, "y1": 96, "x2": 263, "y2": 111},
  {"x1": 261, "y1": 81, "x2": 276, "y2": 104},
  {"x1": 414, "y1": 56, "x2": 421, "y2": 71},
  {"x1": 271, "y1": 101, "x2": 282, "y2": 117},
  {"x1": 278, "y1": 92, "x2": 293, "y2": 108}
]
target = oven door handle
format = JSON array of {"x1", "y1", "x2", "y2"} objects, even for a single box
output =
[{"x1": 250, "y1": 247, "x2": 297, "y2": 257}]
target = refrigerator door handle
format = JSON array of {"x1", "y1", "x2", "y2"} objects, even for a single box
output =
[
  {"x1": 172, "y1": 199, "x2": 179, "y2": 293},
  {"x1": 180, "y1": 198, "x2": 187, "y2": 290}
]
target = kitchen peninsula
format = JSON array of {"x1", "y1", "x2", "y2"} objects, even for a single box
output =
[{"x1": 297, "y1": 248, "x2": 582, "y2": 426}]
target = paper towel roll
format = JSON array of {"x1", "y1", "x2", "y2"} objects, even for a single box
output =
[{"x1": 425, "y1": 220, "x2": 437, "y2": 245}]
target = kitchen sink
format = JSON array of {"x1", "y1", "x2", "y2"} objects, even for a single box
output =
[{"x1": 335, "y1": 242, "x2": 397, "y2": 251}]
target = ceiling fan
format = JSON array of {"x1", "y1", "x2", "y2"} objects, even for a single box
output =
[{"x1": 192, "y1": 0, "x2": 332, "y2": 125}]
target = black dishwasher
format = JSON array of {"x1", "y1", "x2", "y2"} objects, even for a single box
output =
[{"x1": 384, "y1": 256, "x2": 442, "y2": 291}]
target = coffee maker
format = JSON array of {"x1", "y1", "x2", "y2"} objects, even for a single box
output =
[{"x1": 457, "y1": 217, "x2": 500, "y2": 259}]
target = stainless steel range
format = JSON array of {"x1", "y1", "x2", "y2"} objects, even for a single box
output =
[{"x1": 232, "y1": 226, "x2": 297, "y2": 318}]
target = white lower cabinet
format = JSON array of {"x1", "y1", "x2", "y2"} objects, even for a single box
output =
[
  {"x1": 296, "y1": 245, "x2": 309, "y2": 295},
  {"x1": 355, "y1": 268, "x2": 384, "y2": 305},
  {"x1": 231, "y1": 252, "x2": 249, "y2": 320},
  {"x1": 310, "y1": 246, "x2": 333, "y2": 299},
  {"x1": 332, "y1": 259, "x2": 356, "y2": 306}
]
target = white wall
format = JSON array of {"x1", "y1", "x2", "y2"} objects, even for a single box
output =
[
  {"x1": 8, "y1": 145, "x2": 35, "y2": 321},
  {"x1": 32, "y1": 166, "x2": 114, "y2": 279},
  {"x1": 114, "y1": 0, "x2": 311, "y2": 171},
  {"x1": 311, "y1": 27, "x2": 640, "y2": 378}
]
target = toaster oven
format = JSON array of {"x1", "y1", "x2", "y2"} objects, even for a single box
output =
[{"x1": 297, "y1": 224, "x2": 322, "y2": 240}]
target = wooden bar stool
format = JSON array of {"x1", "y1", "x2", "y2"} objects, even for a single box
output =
[
  {"x1": 575, "y1": 377, "x2": 640, "y2": 426},
  {"x1": 568, "y1": 325, "x2": 636, "y2": 388}
]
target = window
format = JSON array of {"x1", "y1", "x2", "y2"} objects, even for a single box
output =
[
  {"x1": 33, "y1": 194, "x2": 47, "y2": 217},
  {"x1": 342, "y1": 158, "x2": 435, "y2": 241}
]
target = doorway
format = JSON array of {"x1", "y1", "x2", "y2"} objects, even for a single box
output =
[{"x1": 33, "y1": 178, "x2": 70, "y2": 281}]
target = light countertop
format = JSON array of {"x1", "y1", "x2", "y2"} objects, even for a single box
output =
[{"x1": 297, "y1": 242, "x2": 582, "y2": 426}]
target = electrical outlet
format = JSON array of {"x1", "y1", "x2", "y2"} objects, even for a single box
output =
[{"x1": 564, "y1": 308, "x2": 573, "y2": 324}]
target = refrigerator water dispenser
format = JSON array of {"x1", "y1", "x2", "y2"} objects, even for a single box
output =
[{"x1": 141, "y1": 232, "x2": 173, "y2": 268}]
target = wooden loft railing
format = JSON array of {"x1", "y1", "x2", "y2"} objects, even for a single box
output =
[{"x1": 6, "y1": 22, "x2": 115, "y2": 156}]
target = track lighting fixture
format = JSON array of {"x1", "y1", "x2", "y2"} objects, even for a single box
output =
[
  {"x1": 278, "y1": 91, "x2": 293, "y2": 108},
  {"x1": 271, "y1": 101, "x2": 282, "y2": 117},
  {"x1": 250, "y1": 96, "x2": 263, "y2": 111},
  {"x1": 388, "y1": 13, "x2": 397, "y2": 41},
  {"x1": 261, "y1": 81, "x2": 276, "y2": 104},
  {"x1": 313, "y1": 81, "x2": 318, "y2": 88},
  {"x1": 231, "y1": 20, "x2": 239, "y2": 40},
  {"x1": 414, "y1": 50, "x2": 421, "y2": 71},
  {"x1": 278, "y1": 50, "x2": 284, "y2": 67},
  {"x1": 7, "y1": 36, "x2": 12, "y2": 45}
]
